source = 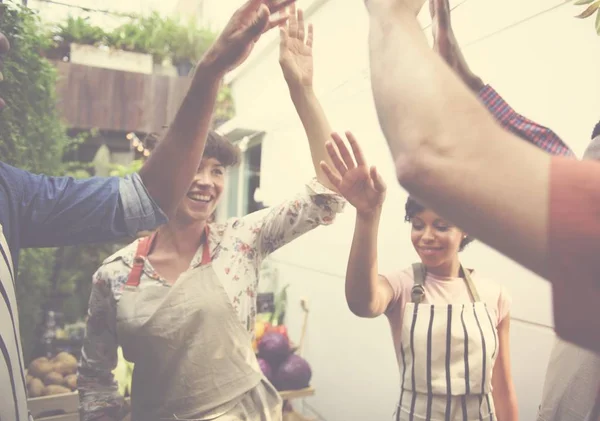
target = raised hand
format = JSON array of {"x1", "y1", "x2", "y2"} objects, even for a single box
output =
[
  {"x1": 320, "y1": 132, "x2": 386, "y2": 216},
  {"x1": 202, "y1": 0, "x2": 295, "y2": 75},
  {"x1": 429, "y1": 0, "x2": 484, "y2": 92},
  {"x1": 279, "y1": 5, "x2": 313, "y2": 89}
]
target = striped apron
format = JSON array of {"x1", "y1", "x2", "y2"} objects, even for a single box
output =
[{"x1": 395, "y1": 263, "x2": 499, "y2": 421}]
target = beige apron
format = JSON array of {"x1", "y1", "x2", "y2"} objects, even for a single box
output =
[
  {"x1": 116, "y1": 230, "x2": 282, "y2": 421},
  {"x1": 395, "y1": 263, "x2": 499, "y2": 421}
]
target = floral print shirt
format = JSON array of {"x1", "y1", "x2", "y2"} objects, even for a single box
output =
[{"x1": 78, "y1": 179, "x2": 345, "y2": 421}]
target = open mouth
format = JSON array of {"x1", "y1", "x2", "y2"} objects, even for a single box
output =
[
  {"x1": 419, "y1": 247, "x2": 443, "y2": 254},
  {"x1": 187, "y1": 192, "x2": 213, "y2": 204}
]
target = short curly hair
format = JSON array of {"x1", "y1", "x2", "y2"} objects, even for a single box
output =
[
  {"x1": 145, "y1": 130, "x2": 241, "y2": 167},
  {"x1": 404, "y1": 196, "x2": 474, "y2": 252}
]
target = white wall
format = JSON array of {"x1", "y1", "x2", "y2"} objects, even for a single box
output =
[{"x1": 226, "y1": 0, "x2": 600, "y2": 420}]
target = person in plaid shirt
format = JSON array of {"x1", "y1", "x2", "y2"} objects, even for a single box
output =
[{"x1": 428, "y1": 0, "x2": 573, "y2": 158}]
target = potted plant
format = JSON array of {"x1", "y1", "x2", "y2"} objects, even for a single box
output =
[
  {"x1": 44, "y1": 16, "x2": 105, "y2": 61},
  {"x1": 170, "y1": 21, "x2": 216, "y2": 76}
]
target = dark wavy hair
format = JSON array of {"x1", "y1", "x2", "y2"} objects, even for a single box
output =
[
  {"x1": 203, "y1": 131, "x2": 241, "y2": 167},
  {"x1": 145, "y1": 130, "x2": 241, "y2": 168},
  {"x1": 404, "y1": 196, "x2": 474, "y2": 252}
]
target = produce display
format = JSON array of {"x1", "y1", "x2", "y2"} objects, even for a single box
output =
[
  {"x1": 26, "y1": 352, "x2": 78, "y2": 398},
  {"x1": 254, "y1": 320, "x2": 312, "y2": 391}
]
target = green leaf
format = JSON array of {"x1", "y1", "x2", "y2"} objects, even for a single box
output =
[
  {"x1": 596, "y1": 9, "x2": 600, "y2": 34},
  {"x1": 575, "y1": 1, "x2": 600, "y2": 18},
  {"x1": 574, "y1": 0, "x2": 595, "y2": 5}
]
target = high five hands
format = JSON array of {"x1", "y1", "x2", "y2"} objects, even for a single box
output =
[
  {"x1": 203, "y1": 0, "x2": 296, "y2": 75},
  {"x1": 321, "y1": 132, "x2": 387, "y2": 218}
]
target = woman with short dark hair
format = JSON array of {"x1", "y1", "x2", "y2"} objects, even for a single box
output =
[{"x1": 77, "y1": 7, "x2": 345, "y2": 421}]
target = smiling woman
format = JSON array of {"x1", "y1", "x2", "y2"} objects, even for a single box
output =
[{"x1": 76, "y1": 6, "x2": 349, "y2": 421}]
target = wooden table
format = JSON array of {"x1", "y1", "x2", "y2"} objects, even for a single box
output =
[{"x1": 280, "y1": 387, "x2": 316, "y2": 421}]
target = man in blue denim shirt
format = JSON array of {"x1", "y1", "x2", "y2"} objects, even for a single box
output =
[{"x1": 0, "y1": 1, "x2": 294, "y2": 419}]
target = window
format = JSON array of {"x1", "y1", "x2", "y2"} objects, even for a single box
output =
[{"x1": 219, "y1": 133, "x2": 265, "y2": 219}]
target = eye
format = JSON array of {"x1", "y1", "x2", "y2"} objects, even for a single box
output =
[
  {"x1": 212, "y1": 168, "x2": 224, "y2": 176},
  {"x1": 411, "y1": 222, "x2": 424, "y2": 230}
]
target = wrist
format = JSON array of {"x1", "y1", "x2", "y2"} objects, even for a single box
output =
[
  {"x1": 287, "y1": 82, "x2": 314, "y2": 99},
  {"x1": 356, "y1": 206, "x2": 383, "y2": 222},
  {"x1": 195, "y1": 47, "x2": 228, "y2": 82}
]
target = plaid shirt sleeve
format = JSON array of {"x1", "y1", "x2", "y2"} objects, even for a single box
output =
[{"x1": 478, "y1": 85, "x2": 575, "y2": 157}]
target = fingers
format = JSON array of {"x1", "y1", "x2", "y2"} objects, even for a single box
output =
[
  {"x1": 306, "y1": 23, "x2": 314, "y2": 48},
  {"x1": 330, "y1": 132, "x2": 357, "y2": 171},
  {"x1": 266, "y1": 12, "x2": 290, "y2": 33},
  {"x1": 288, "y1": 3, "x2": 298, "y2": 38},
  {"x1": 370, "y1": 166, "x2": 387, "y2": 193},
  {"x1": 279, "y1": 25, "x2": 289, "y2": 48},
  {"x1": 320, "y1": 161, "x2": 342, "y2": 190},
  {"x1": 297, "y1": 8, "x2": 306, "y2": 42},
  {"x1": 268, "y1": 0, "x2": 296, "y2": 14},
  {"x1": 240, "y1": 0, "x2": 265, "y2": 14},
  {"x1": 345, "y1": 131, "x2": 366, "y2": 167},
  {"x1": 244, "y1": 4, "x2": 271, "y2": 39},
  {"x1": 325, "y1": 140, "x2": 350, "y2": 177},
  {"x1": 435, "y1": 0, "x2": 451, "y2": 30}
]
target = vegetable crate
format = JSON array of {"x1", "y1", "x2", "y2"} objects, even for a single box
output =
[{"x1": 28, "y1": 391, "x2": 80, "y2": 421}]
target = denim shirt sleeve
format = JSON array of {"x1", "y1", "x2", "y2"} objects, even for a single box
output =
[
  {"x1": 118, "y1": 173, "x2": 168, "y2": 238},
  {"x1": 3, "y1": 162, "x2": 167, "y2": 248}
]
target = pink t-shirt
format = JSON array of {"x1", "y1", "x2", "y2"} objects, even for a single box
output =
[{"x1": 382, "y1": 267, "x2": 512, "y2": 355}]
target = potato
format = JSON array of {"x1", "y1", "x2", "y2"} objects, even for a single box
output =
[
  {"x1": 64, "y1": 374, "x2": 77, "y2": 390},
  {"x1": 54, "y1": 352, "x2": 77, "y2": 365},
  {"x1": 52, "y1": 353, "x2": 78, "y2": 375},
  {"x1": 44, "y1": 371, "x2": 64, "y2": 386},
  {"x1": 28, "y1": 358, "x2": 54, "y2": 379},
  {"x1": 25, "y1": 374, "x2": 33, "y2": 386},
  {"x1": 27, "y1": 378, "x2": 44, "y2": 398},
  {"x1": 53, "y1": 360, "x2": 77, "y2": 376},
  {"x1": 42, "y1": 384, "x2": 71, "y2": 396}
]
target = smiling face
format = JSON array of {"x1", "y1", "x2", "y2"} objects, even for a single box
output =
[
  {"x1": 0, "y1": 31, "x2": 10, "y2": 111},
  {"x1": 408, "y1": 208, "x2": 466, "y2": 273},
  {"x1": 176, "y1": 157, "x2": 226, "y2": 224}
]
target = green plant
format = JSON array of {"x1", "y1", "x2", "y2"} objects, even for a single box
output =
[
  {"x1": 54, "y1": 15, "x2": 106, "y2": 46},
  {"x1": 0, "y1": 3, "x2": 80, "y2": 362},
  {"x1": 573, "y1": 0, "x2": 600, "y2": 35},
  {"x1": 169, "y1": 18, "x2": 216, "y2": 65}
]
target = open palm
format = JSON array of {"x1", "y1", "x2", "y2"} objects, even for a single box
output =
[
  {"x1": 279, "y1": 5, "x2": 313, "y2": 88},
  {"x1": 321, "y1": 132, "x2": 386, "y2": 215}
]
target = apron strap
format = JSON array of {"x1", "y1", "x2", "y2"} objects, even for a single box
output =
[
  {"x1": 410, "y1": 263, "x2": 481, "y2": 303},
  {"x1": 411, "y1": 263, "x2": 426, "y2": 303},
  {"x1": 200, "y1": 225, "x2": 211, "y2": 265},
  {"x1": 126, "y1": 232, "x2": 157, "y2": 287},
  {"x1": 460, "y1": 265, "x2": 481, "y2": 302},
  {"x1": 126, "y1": 225, "x2": 212, "y2": 287}
]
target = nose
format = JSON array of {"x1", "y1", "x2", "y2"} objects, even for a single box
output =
[
  {"x1": 0, "y1": 32, "x2": 10, "y2": 55},
  {"x1": 193, "y1": 169, "x2": 212, "y2": 186},
  {"x1": 421, "y1": 226, "x2": 435, "y2": 242}
]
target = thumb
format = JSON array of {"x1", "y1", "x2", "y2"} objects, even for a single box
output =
[
  {"x1": 370, "y1": 166, "x2": 387, "y2": 193},
  {"x1": 243, "y1": 4, "x2": 270, "y2": 40}
]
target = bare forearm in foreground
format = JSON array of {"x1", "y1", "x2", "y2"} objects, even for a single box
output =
[{"x1": 366, "y1": 3, "x2": 551, "y2": 278}]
